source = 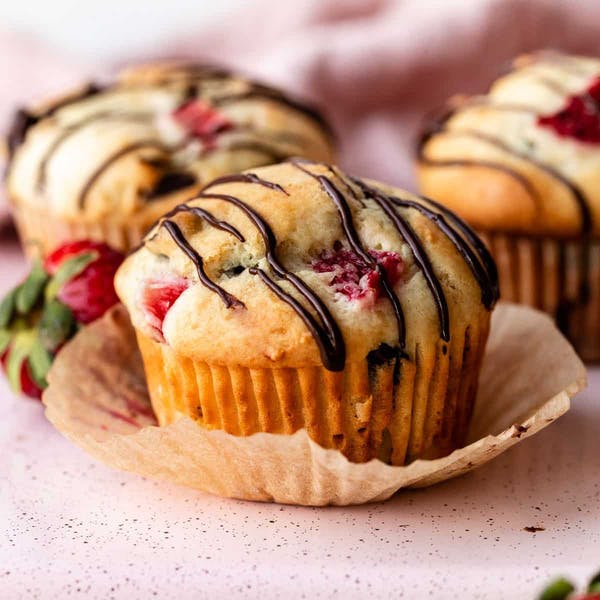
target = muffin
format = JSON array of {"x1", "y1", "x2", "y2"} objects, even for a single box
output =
[
  {"x1": 5, "y1": 62, "x2": 334, "y2": 256},
  {"x1": 115, "y1": 160, "x2": 498, "y2": 465},
  {"x1": 416, "y1": 51, "x2": 600, "y2": 359}
]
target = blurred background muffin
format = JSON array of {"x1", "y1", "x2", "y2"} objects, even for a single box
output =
[
  {"x1": 5, "y1": 62, "x2": 334, "y2": 256},
  {"x1": 416, "y1": 51, "x2": 600, "y2": 360}
]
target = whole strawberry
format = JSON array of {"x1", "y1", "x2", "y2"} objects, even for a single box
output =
[{"x1": 0, "y1": 240, "x2": 124, "y2": 399}]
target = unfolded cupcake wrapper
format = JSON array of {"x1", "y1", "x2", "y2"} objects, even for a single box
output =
[
  {"x1": 43, "y1": 303, "x2": 586, "y2": 506},
  {"x1": 11, "y1": 204, "x2": 150, "y2": 258},
  {"x1": 478, "y1": 231, "x2": 600, "y2": 361},
  {"x1": 136, "y1": 317, "x2": 489, "y2": 466}
]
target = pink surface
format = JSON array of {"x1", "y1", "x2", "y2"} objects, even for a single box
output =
[
  {"x1": 1, "y1": 237, "x2": 599, "y2": 599},
  {"x1": 2, "y1": 3, "x2": 600, "y2": 596}
]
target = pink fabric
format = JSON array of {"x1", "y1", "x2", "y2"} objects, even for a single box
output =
[{"x1": 2, "y1": 0, "x2": 600, "y2": 225}]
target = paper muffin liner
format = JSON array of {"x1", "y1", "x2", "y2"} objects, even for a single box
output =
[
  {"x1": 11, "y1": 204, "x2": 151, "y2": 258},
  {"x1": 43, "y1": 303, "x2": 585, "y2": 506},
  {"x1": 478, "y1": 232, "x2": 600, "y2": 361},
  {"x1": 136, "y1": 313, "x2": 489, "y2": 465}
]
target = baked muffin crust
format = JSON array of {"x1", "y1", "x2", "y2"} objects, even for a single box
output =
[
  {"x1": 417, "y1": 52, "x2": 600, "y2": 238},
  {"x1": 116, "y1": 160, "x2": 497, "y2": 369}
]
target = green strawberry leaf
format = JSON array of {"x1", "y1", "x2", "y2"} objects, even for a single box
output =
[
  {"x1": 39, "y1": 300, "x2": 75, "y2": 352},
  {"x1": 45, "y1": 251, "x2": 97, "y2": 301},
  {"x1": 539, "y1": 578, "x2": 575, "y2": 600},
  {"x1": 0, "y1": 287, "x2": 18, "y2": 328},
  {"x1": 588, "y1": 572, "x2": 600, "y2": 593},
  {"x1": 16, "y1": 260, "x2": 49, "y2": 314},
  {"x1": 27, "y1": 338, "x2": 52, "y2": 389},
  {"x1": 6, "y1": 330, "x2": 36, "y2": 393},
  {"x1": 0, "y1": 329, "x2": 11, "y2": 355}
]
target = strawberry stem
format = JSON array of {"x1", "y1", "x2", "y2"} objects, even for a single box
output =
[
  {"x1": 0, "y1": 288, "x2": 17, "y2": 328},
  {"x1": 45, "y1": 251, "x2": 98, "y2": 301},
  {"x1": 27, "y1": 339, "x2": 53, "y2": 389},
  {"x1": 16, "y1": 260, "x2": 49, "y2": 314},
  {"x1": 39, "y1": 300, "x2": 75, "y2": 352}
]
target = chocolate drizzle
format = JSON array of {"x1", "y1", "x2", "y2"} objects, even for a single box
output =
[
  {"x1": 199, "y1": 191, "x2": 347, "y2": 371},
  {"x1": 204, "y1": 172, "x2": 290, "y2": 195},
  {"x1": 405, "y1": 195, "x2": 499, "y2": 308},
  {"x1": 292, "y1": 161, "x2": 407, "y2": 349},
  {"x1": 213, "y1": 84, "x2": 334, "y2": 139},
  {"x1": 145, "y1": 171, "x2": 198, "y2": 200},
  {"x1": 37, "y1": 111, "x2": 153, "y2": 191},
  {"x1": 8, "y1": 65, "x2": 333, "y2": 202},
  {"x1": 421, "y1": 126, "x2": 592, "y2": 234},
  {"x1": 161, "y1": 219, "x2": 244, "y2": 309},
  {"x1": 78, "y1": 140, "x2": 170, "y2": 208},
  {"x1": 6, "y1": 110, "x2": 38, "y2": 164},
  {"x1": 6, "y1": 83, "x2": 104, "y2": 167},
  {"x1": 145, "y1": 162, "x2": 498, "y2": 371},
  {"x1": 163, "y1": 203, "x2": 245, "y2": 241},
  {"x1": 355, "y1": 181, "x2": 450, "y2": 342}
]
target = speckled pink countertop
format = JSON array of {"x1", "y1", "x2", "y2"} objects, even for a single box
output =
[{"x1": 2, "y1": 232, "x2": 599, "y2": 600}]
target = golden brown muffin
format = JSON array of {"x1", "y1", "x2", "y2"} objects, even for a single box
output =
[
  {"x1": 115, "y1": 160, "x2": 498, "y2": 465},
  {"x1": 416, "y1": 51, "x2": 600, "y2": 359},
  {"x1": 5, "y1": 62, "x2": 334, "y2": 256}
]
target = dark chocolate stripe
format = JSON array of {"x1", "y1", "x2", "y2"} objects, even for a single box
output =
[
  {"x1": 528, "y1": 52, "x2": 592, "y2": 77},
  {"x1": 37, "y1": 111, "x2": 153, "y2": 191},
  {"x1": 431, "y1": 128, "x2": 592, "y2": 234},
  {"x1": 292, "y1": 161, "x2": 407, "y2": 349},
  {"x1": 161, "y1": 219, "x2": 244, "y2": 309},
  {"x1": 202, "y1": 172, "x2": 289, "y2": 195},
  {"x1": 145, "y1": 172, "x2": 197, "y2": 200},
  {"x1": 416, "y1": 101, "x2": 542, "y2": 205},
  {"x1": 394, "y1": 196, "x2": 498, "y2": 309},
  {"x1": 417, "y1": 151, "x2": 541, "y2": 214},
  {"x1": 412, "y1": 195, "x2": 499, "y2": 307},
  {"x1": 147, "y1": 162, "x2": 497, "y2": 371},
  {"x1": 213, "y1": 85, "x2": 333, "y2": 138},
  {"x1": 78, "y1": 139, "x2": 169, "y2": 208},
  {"x1": 6, "y1": 82, "x2": 105, "y2": 167},
  {"x1": 354, "y1": 181, "x2": 450, "y2": 342},
  {"x1": 162, "y1": 204, "x2": 245, "y2": 241},
  {"x1": 222, "y1": 140, "x2": 292, "y2": 163},
  {"x1": 197, "y1": 191, "x2": 346, "y2": 371}
]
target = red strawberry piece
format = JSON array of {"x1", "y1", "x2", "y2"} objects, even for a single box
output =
[
  {"x1": 172, "y1": 99, "x2": 233, "y2": 148},
  {"x1": 312, "y1": 246, "x2": 404, "y2": 303},
  {"x1": 141, "y1": 278, "x2": 190, "y2": 341},
  {"x1": 537, "y1": 76, "x2": 600, "y2": 143},
  {"x1": 45, "y1": 241, "x2": 124, "y2": 324},
  {"x1": 20, "y1": 360, "x2": 43, "y2": 400},
  {"x1": 0, "y1": 347, "x2": 8, "y2": 370}
]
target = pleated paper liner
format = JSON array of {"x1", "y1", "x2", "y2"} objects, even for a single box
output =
[
  {"x1": 134, "y1": 310, "x2": 489, "y2": 465},
  {"x1": 43, "y1": 303, "x2": 586, "y2": 506},
  {"x1": 479, "y1": 231, "x2": 600, "y2": 361}
]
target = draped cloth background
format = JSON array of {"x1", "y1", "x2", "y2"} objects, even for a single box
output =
[{"x1": 2, "y1": 0, "x2": 600, "y2": 226}]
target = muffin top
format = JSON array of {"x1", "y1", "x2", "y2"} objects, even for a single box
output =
[
  {"x1": 6, "y1": 62, "x2": 334, "y2": 225},
  {"x1": 116, "y1": 161, "x2": 498, "y2": 370},
  {"x1": 417, "y1": 51, "x2": 600, "y2": 237}
]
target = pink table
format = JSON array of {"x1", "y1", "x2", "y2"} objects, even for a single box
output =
[{"x1": 2, "y1": 233, "x2": 599, "y2": 599}]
